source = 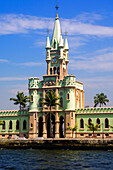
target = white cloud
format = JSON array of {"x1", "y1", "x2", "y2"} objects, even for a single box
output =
[
  {"x1": 0, "y1": 13, "x2": 113, "y2": 37},
  {"x1": 0, "y1": 77, "x2": 27, "y2": 81},
  {"x1": 70, "y1": 51, "x2": 113, "y2": 72},
  {"x1": 18, "y1": 62, "x2": 44, "y2": 66},
  {"x1": 0, "y1": 59, "x2": 8, "y2": 62}
]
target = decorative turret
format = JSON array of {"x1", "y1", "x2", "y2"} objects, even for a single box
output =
[
  {"x1": 64, "y1": 33, "x2": 69, "y2": 51},
  {"x1": 46, "y1": 29, "x2": 51, "y2": 49}
]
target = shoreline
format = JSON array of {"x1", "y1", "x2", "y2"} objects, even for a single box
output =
[{"x1": 0, "y1": 138, "x2": 113, "y2": 150}]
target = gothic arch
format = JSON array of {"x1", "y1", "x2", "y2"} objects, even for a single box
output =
[
  {"x1": 59, "y1": 116, "x2": 65, "y2": 138},
  {"x1": 38, "y1": 117, "x2": 43, "y2": 137}
]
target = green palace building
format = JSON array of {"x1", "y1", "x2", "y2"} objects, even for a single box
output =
[{"x1": 0, "y1": 10, "x2": 113, "y2": 139}]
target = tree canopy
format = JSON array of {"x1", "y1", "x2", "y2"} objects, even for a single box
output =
[
  {"x1": 10, "y1": 91, "x2": 30, "y2": 109},
  {"x1": 94, "y1": 93, "x2": 109, "y2": 107}
]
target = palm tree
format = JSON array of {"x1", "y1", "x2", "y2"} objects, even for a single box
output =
[
  {"x1": 94, "y1": 93, "x2": 109, "y2": 107},
  {"x1": 42, "y1": 90, "x2": 60, "y2": 137},
  {"x1": 69, "y1": 123, "x2": 77, "y2": 138},
  {"x1": 10, "y1": 91, "x2": 30, "y2": 137},
  {"x1": 86, "y1": 122, "x2": 101, "y2": 137}
]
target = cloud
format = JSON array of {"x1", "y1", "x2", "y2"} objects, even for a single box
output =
[
  {"x1": 70, "y1": 50, "x2": 113, "y2": 72},
  {"x1": 0, "y1": 13, "x2": 113, "y2": 37},
  {"x1": 0, "y1": 59, "x2": 8, "y2": 62},
  {"x1": 18, "y1": 62, "x2": 44, "y2": 66},
  {"x1": 0, "y1": 77, "x2": 27, "y2": 81},
  {"x1": 80, "y1": 77, "x2": 113, "y2": 89}
]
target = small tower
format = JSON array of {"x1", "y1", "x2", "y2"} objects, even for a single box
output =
[{"x1": 46, "y1": 29, "x2": 51, "y2": 75}]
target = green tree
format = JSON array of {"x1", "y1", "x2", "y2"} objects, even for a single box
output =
[
  {"x1": 42, "y1": 90, "x2": 60, "y2": 137},
  {"x1": 10, "y1": 91, "x2": 30, "y2": 137},
  {"x1": 94, "y1": 93, "x2": 109, "y2": 107},
  {"x1": 86, "y1": 122, "x2": 101, "y2": 137},
  {"x1": 69, "y1": 123, "x2": 77, "y2": 138}
]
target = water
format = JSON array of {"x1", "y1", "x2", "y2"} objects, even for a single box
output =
[{"x1": 0, "y1": 149, "x2": 113, "y2": 169}]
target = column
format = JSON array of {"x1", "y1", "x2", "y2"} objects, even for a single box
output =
[
  {"x1": 82, "y1": 90, "x2": 84, "y2": 108},
  {"x1": 79, "y1": 90, "x2": 81, "y2": 108},
  {"x1": 55, "y1": 112, "x2": 59, "y2": 138},
  {"x1": 43, "y1": 113, "x2": 47, "y2": 138},
  {"x1": 59, "y1": 59, "x2": 63, "y2": 79},
  {"x1": 47, "y1": 61, "x2": 50, "y2": 75}
]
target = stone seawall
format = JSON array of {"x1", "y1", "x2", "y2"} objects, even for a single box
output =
[{"x1": 0, "y1": 139, "x2": 113, "y2": 150}]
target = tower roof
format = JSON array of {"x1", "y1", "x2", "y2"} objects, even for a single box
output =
[
  {"x1": 51, "y1": 12, "x2": 62, "y2": 48},
  {"x1": 64, "y1": 33, "x2": 69, "y2": 50},
  {"x1": 46, "y1": 29, "x2": 50, "y2": 49}
]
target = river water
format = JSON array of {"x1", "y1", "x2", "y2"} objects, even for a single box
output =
[{"x1": 0, "y1": 149, "x2": 113, "y2": 169}]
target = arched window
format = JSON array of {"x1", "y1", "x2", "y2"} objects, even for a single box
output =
[
  {"x1": 50, "y1": 68, "x2": 52, "y2": 75},
  {"x1": 23, "y1": 120, "x2": 27, "y2": 130},
  {"x1": 2, "y1": 121, "x2": 5, "y2": 130},
  {"x1": 54, "y1": 67, "x2": 57, "y2": 74},
  {"x1": 97, "y1": 118, "x2": 100, "y2": 128},
  {"x1": 57, "y1": 67, "x2": 60, "y2": 75},
  {"x1": 88, "y1": 118, "x2": 92, "y2": 125},
  {"x1": 60, "y1": 97, "x2": 63, "y2": 108},
  {"x1": 39, "y1": 98, "x2": 43, "y2": 107},
  {"x1": 105, "y1": 118, "x2": 109, "y2": 128},
  {"x1": 67, "y1": 93, "x2": 70, "y2": 100},
  {"x1": 80, "y1": 119, "x2": 84, "y2": 128},
  {"x1": 9, "y1": 120, "x2": 12, "y2": 130},
  {"x1": 16, "y1": 120, "x2": 19, "y2": 130},
  {"x1": 30, "y1": 95, "x2": 33, "y2": 102}
]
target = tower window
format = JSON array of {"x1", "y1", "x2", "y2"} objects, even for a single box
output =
[
  {"x1": 60, "y1": 97, "x2": 63, "y2": 108},
  {"x1": 67, "y1": 93, "x2": 70, "y2": 100},
  {"x1": 16, "y1": 120, "x2": 19, "y2": 130},
  {"x1": 50, "y1": 68, "x2": 52, "y2": 75},
  {"x1": 39, "y1": 98, "x2": 43, "y2": 107},
  {"x1": 54, "y1": 67, "x2": 57, "y2": 74},
  {"x1": 31, "y1": 95, "x2": 33, "y2": 102}
]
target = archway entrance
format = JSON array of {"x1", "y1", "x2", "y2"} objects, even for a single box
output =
[
  {"x1": 47, "y1": 113, "x2": 55, "y2": 138},
  {"x1": 59, "y1": 116, "x2": 65, "y2": 138},
  {"x1": 38, "y1": 117, "x2": 43, "y2": 137}
]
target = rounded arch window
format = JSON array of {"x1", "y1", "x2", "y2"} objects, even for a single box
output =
[
  {"x1": 80, "y1": 119, "x2": 84, "y2": 128},
  {"x1": 50, "y1": 68, "x2": 52, "y2": 75},
  {"x1": 105, "y1": 118, "x2": 109, "y2": 128},
  {"x1": 97, "y1": 118, "x2": 100, "y2": 128},
  {"x1": 23, "y1": 120, "x2": 27, "y2": 130},
  {"x1": 16, "y1": 120, "x2": 19, "y2": 130},
  {"x1": 88, "y1": 118, "x2": 92, "y2": 125},
  {"x1": 2, "y1": 121, "x2": 5, "y2": 130},
  {"x1": 9, "y1": 120, "x2": 12, "y2": 130}
]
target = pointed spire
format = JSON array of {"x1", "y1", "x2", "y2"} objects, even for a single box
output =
[
  {"x1": 46, "y1": 29, "x2": 50, "y2": 49},
  {"x1": 64, "y1": 32, "x2": 69, "y2": 50}
]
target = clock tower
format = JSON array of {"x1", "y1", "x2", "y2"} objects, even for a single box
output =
[{"x1": 46, "y1": 12, "x2": 69, "y2": 80}]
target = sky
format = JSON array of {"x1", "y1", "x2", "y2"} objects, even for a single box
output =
[{"x1": 0, "y1": 0, "x2": 113, "y2": 110}]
